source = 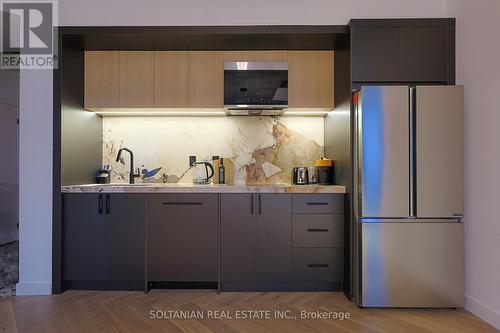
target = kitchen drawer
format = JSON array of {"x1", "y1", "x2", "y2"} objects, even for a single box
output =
[
  {"x1": 292, "y1": 248, "x2": 343, "y2": 283},
  {"x1": 148, "y1": 193, "x2": 217, "y2": 209},
  {"x1": 292, "y1": 194, "x2": 344, "y2": 214},
  {"x1": 292, "y1": 214, "x2": 344, "y2": 248}
]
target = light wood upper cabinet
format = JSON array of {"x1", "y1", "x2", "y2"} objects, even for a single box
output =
[
  {"x1": 188, "y1": 51, "x2": 223, "y2": 108},
  {"x1": 154, "y1": 51, "x2": 189, "y2": 107},
  {"x1": 85, "y1": 50, "x2": 334, "y2": 111},
  {"x1": 84, "y1": 51, "x2": 120, "y2": 108},
  {"x1": 119, "y1": 51, "x2": 154, "y2": 108},
  {"x1": 288, "y1": 51, "x2": 334, "y2": 109},
  {"x1": 223, "y1": 51, "x2": 287, "y2": 62}
]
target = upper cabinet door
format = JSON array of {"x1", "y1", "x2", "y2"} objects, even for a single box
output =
[
  {"x1": 288, "y1": 51, "x2": 334, "y2": 109},
  {"x1": 84, "y1": 51, "x2": 119, "y2": 109},
  {"x1": 188, "y1": 51, "x2": 223, "y2": 108},
  {"x1": 223, "y1": 51, "x2": 287, "y2": 62},
  {"x1": 154, "y1": 51, "x2": 189, "y2": 107},
  {"x1": 351, "y1": 27, "x2": 400, "y2": 82},
  {"x1": 119, "y1": 51, "x2": 154, "y2": 108},
  {"x1": 399, "y1": 27, "x2": 448, "y2": 82}
]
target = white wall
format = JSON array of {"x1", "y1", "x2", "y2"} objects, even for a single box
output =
[
  {"x1": 447, "y1": 0, "x2": 500, "y2": 329},
  {"x1": 19, "y1": 0, "x2": 448, "y2": 295},
  {"x1": 17, "y1": 69, "x2": 53, "y2": 295},
  {"x1": 58, "y1": 0, "x2": 446, "y2": 26}
]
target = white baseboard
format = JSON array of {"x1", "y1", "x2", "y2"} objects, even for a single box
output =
[
  {"x1": 15, "y1": 281, "x2": 52, "y2": 295},
  {"x1": 466, "y1": 295, "x2": 500, "y2": 330}
]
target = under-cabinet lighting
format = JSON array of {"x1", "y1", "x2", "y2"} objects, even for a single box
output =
[
  {"x1": 86, "y1": 108, "x2": 332, "y2": 117},
  {"x1": 88, "y1": 108, "x2": 226, "y2": 116},
  {"x1": 283, "y1": 110, "x2": 331, "y2": 116}
]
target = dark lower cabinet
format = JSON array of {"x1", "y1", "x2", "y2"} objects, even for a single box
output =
[
  {"x1": 221, "y1": 193, "x2": 291, "y2": 290},
  {"x1": 63, "y1": 192, "x2": 343, "y2": 292},
  {"x1": 147, "y1": 194, "x2": 218, "y2": 282},
  {"x1": 104, "y1": 194, "x2": 145, "y2": 283},
  {"x1": 220, "y1": 193, "x2": 256, "y2": 284},
  {"x1": 62, "y1": 193, "x2": 145, "y2": 290},
  {"x1": 62, "y1": 193, "x2": 105, "y2": 281},
  {"x1": 291, "y1": 193, "x2": 345, "y2": 291},
  {"x1": 222, "y1": 193, "x2": 345, "y2": 291},
  {"x1": 256, "y1": 194, "x2": 291, "y2": 284},
  {"x1": 292, "y1": 248, "x2": 344, "y2": 283}
]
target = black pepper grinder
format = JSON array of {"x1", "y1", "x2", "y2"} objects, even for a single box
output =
[{"x1": 218, "y1": 158, "x2": 226, "y2": 184}]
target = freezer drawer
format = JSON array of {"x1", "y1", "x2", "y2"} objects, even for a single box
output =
[
  {"x1": 416, "y1": 86, "x2": 464, "y2": 218},
  {"x1": 361, "y1": 222, "x2": 464, "y2": 307}
]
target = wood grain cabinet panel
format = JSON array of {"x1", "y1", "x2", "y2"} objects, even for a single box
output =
[
  {"x1": 119, "y1": 51, "x2": 154, "y2": 108},
  {"x1": 84, "y1": 51, "x2": 119, "y2": 108},
  {"x1": 188, "y1": 51, "x2": 223, "y2": 108},
  {"x1": 154, "y1": 51, "x2": 189, "y2": 107},
  {"x1": 223, "y1": 51, "x2": 287, "y2": 62},
  {"x1": 288, "y1": 51, "x2": 334, "y2": 109}
]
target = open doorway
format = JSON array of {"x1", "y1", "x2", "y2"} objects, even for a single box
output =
[{"x1": 0, "y1": 68, "x2": 19, "y2": 298}]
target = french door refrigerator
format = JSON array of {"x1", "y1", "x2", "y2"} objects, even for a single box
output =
[{"x1": 353, "y1": 85, "x2": 464, "y2": 307}]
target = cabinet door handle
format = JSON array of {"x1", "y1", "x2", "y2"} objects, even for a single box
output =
[
  {"x1": 258, "y1": 194, "x2": 262, "y2": 215},
  {"x1": 307, "y1": 202, "x2": 329, "y2": 206},
  {"x1": 307, "y1": 264, "x2": 329, "y2": 268},
  {"x1": 250, "y1": 195, "x2": 254, "y2": 215},
  {"x1": 161, "y1": 202, "x2": 202, "y2": 206},
  {"x1": 307, "y1": 228, "x2": 329, "y2": 232},
  {"x1": 98, "y1": 194, "x2": 103, "y2": 214},
  {"x1": 106, "y1": 194, "x2": 110, "y2": 214}
]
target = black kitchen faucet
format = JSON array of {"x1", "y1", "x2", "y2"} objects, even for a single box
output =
[{"x1": 116, "y1": 147, "x2": 140, "y2": 184}]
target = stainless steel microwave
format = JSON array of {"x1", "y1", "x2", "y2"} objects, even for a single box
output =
[{"x1": 223, "y1": 61, "x2": 288, "y2": 116}]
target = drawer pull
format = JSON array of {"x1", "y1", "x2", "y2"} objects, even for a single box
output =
[
  {"x1": 307, "y1": 228, "x2": 329, "y2": 232},
  {"x1": 161, "y1": 202, "x2": 203, "y2": 206},
  {"x1": 307, "y1": 264, "x2": 330, "y2": 268},
  {"x1": 307, "y1": 202, "x2": 329, "y2": 206},
  {"x1": 98, "y1": 194, "x2": 103, "y2": 214},
  {"x1": 106, "y1": 194, "x2": 111, "y2": 214}
]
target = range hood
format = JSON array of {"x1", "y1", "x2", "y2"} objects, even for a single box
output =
[
  {"x1": 224, "y1": 61, "x2": 288, "y2": 116},
  {"x1": 223, "y1": 105, "x2": 286, "y2": 116}
]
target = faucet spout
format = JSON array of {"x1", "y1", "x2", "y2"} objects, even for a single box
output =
[{"x1": 116, "y1": 147, "x2": 140, "y2": 184}]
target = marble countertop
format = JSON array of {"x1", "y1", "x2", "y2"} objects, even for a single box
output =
[{"x1": 61, "y1": 183, "x2": 346, "y2": 194}]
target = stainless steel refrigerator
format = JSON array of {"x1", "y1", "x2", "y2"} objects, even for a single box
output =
[{"x1": 353, "y1": 85, "x2": 464, "y2": 308}]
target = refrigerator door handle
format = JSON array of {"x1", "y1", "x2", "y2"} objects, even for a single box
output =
[{"x1": 409, "y1": 86, "x2": 416, "y2": 217}]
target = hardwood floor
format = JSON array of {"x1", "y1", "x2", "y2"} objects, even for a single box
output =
[{"x1": 0, "y1": 290, "x2": 497, "y2": 333}]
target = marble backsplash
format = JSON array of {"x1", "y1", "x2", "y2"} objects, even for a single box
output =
[{"x1": 102, "y1": 116, "x2": 324, "y2": 185}]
